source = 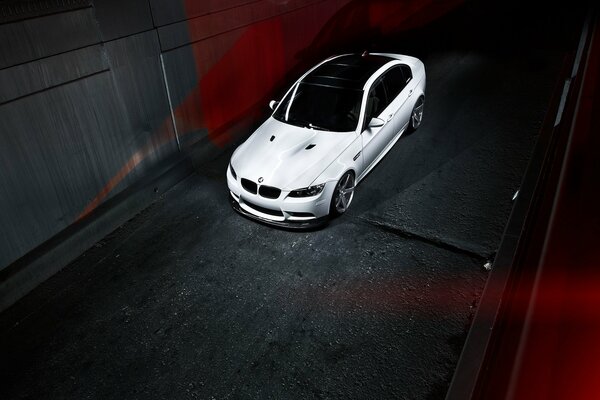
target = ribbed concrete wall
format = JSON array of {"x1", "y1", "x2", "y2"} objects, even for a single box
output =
[{"x1": 0, "y1": 0, "x2": 178, "y2": 271}]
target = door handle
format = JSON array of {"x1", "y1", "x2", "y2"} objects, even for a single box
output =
[
  {"x1": 387, "y1": 114, "x2": 394, "y2": 122},
  {"x1": 409, "y1": 89, "x2": 413, "y2": 97}
]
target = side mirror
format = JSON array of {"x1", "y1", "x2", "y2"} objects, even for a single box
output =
[
  {"x1": 269, "y1": 100, "x2": 279, "y2": 110},
  {"x1": 368, "y1": 117, "x2": 385, "y2": 128}
]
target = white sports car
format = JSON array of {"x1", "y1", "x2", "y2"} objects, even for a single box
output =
[{"x1": 227, "y1": 52, "x2": 426, "y2": 228}]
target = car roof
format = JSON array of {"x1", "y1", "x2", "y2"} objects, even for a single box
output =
[{"x1": 302, "y1": 54, "x2": 394, "y2": 90}]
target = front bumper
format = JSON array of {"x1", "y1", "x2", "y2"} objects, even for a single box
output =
[
  {"x1": 229, "y1": 194, "x2": 328, "y2": 229},
  {"x1": 227, "y1": 165, "x2": 333, "y2": 229}
]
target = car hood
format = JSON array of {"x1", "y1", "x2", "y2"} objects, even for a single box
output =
[{"x1": 231, "y1": 118, "x2": 356, "y2": 190}]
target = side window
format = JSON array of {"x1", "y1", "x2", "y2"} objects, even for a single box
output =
[
  {"x1": 363, "y1": 80, "x2": 388, "y2": 130},
  {"x1": 383, "y1": 65, "x2": 412, "y2": 100},
  {"x1": 400, "y1": 64, "x2": 412, "y2": 84},
  {"x1": 382, "y1": 66, "x2": 406, "y2": 100},
  {"x1": 367, "y1": 80, "x2": 388, "y2": 118}
]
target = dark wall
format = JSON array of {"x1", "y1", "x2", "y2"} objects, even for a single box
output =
[
  {"x1": 0, "y1": 0, "x2": 177, "y2": 270},
  {"x1": 0, "y1": 0, "x2": 462, "y2": 285}
]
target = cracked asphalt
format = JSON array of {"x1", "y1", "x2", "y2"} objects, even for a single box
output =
[{"x1": 0, "y1": 2, "x2": 578, "y2": 399}]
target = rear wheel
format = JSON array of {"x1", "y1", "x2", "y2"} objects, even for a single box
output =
[
  {"x1": 330, "y1": 171, "x2": 355, "y2": 216},
  {"x1": 408, "y1": 96, "x2": 424, "y2": 132}
]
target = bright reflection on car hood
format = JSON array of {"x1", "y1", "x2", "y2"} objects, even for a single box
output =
[{"x1": 232, "y1": 118, "x2": 355, "y2": 190}]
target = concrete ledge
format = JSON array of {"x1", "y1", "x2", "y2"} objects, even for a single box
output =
[{"x1": 0, "y1": 155, "x2": 192, "y2": 312}]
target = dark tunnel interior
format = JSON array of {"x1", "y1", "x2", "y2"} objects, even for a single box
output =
[{"x1": 0, "y1": 1, "x2": 598, "y2": 399}]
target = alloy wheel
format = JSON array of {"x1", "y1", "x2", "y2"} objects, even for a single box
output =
[
  {"x1": 410, "y1": 97, "x2": 424, "y2": 130},
  {"x1": 332, "y1": 172, "x2": 355, "y2": 215}
]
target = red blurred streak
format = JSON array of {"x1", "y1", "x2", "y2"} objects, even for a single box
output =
[
  {"x1": 508, "y1": 17, "x2": 600, "y2": 400},
  {"x1": 76, "y1": 120, "x2": 176, "y2": 221},
  {"x1": 308, "y1": 274, "x2": 600, "y2": 320},
  {"x1": 306, "y1": 275, "x2": 483, "y2": 315},
  {"x1": 199, "y1": 18, "x2": 286, "y2": 146}
]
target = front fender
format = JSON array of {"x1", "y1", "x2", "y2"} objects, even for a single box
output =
[{"x1": 313, "y1": 135, "x2": 363, "y2": 187}]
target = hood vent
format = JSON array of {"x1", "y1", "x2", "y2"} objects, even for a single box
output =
[
  {"x1": 305, "y1": 144, "x2": 316, "y2": 150},
  {"x1": 270, "y1": 135, "x2": 275, "y2": 142}
]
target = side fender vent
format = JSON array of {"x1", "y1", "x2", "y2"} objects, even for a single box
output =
[{"x1": 305, "y1": 144, "x2": 316, "y2": 150}]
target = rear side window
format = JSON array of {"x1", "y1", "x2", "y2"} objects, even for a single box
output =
[
  {"x1": 400, "y1": 65, "x2": 412, "y2": 83},
  {"x1": 382, "y1": 65, "x2": 412, "y2": 100}
]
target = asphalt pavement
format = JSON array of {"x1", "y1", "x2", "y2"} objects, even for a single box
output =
[{"x1": 0, "y1": 2, "x2": 577, "y2": 399}]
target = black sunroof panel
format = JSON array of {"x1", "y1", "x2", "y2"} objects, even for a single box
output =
[{"x1": 303, "y1": 54, "x2": 393, "y2": 90}]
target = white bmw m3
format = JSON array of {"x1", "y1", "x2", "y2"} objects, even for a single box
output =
[{"x1": 227, "y1": 52, "x2": 426, "y2": 228}]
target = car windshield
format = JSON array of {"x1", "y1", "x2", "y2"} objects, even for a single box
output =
[{"x1": 273, "y1": 82, "x2": 363, "y2": 132}]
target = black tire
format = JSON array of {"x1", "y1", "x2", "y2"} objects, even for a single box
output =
[
  {"x1": 330, "y1": 171, "x2": 355, "y2": 217},
  {"x1": 407, "y1": 96, "x2": 425, "y2": 132}
]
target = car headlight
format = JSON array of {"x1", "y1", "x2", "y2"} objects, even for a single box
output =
[
  {"x1": 229, "y1": 163, "x2": 237, "y2": 180},
  {"x1": 288, "y1": 183, "x2": 325, "y2": 198}
]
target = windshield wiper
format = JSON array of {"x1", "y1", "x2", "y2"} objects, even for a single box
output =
[
  {"x1": 308, "y1": 123, "x2": 330, "y2": 131},
  {"x1": 284, "y1": 117, "x2": 311, "y2": 129},
  {"x1": 284, "y1": 117, "x2": 331, "y2": 131}
]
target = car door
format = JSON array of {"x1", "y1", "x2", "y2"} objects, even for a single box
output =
[
  {"x1": 382, "y1": 64, "x2": 413, "y2": 134},
  {"x1": 361, "y1": 78, "x2": 395, "y2": 170}
]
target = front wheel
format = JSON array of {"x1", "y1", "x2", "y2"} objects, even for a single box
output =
[
  {"x1": 408, "y1": 96, "x2": 425, "y2": 132},
  {"x1": 330, "y1": 171, "x2": 355, "y2": 217}
]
